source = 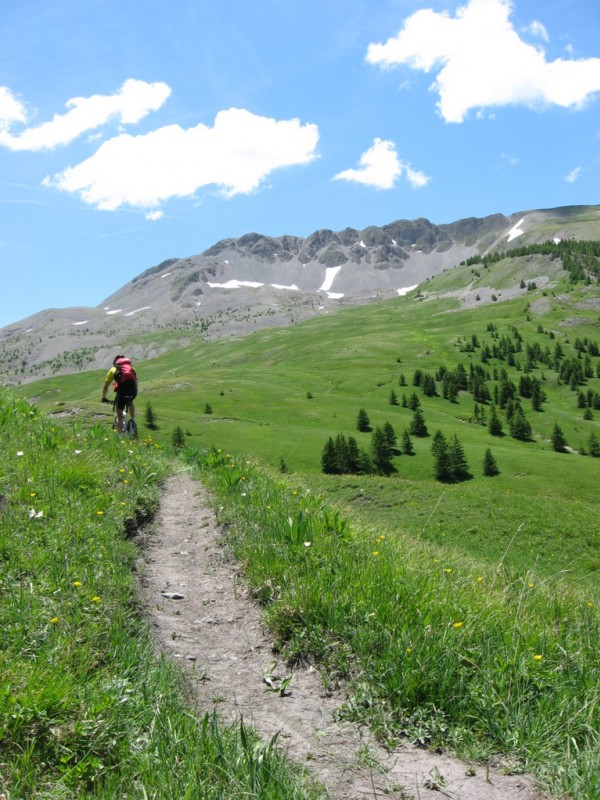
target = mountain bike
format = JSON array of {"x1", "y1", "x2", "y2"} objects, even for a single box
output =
[{"x1": 102, "y1": 397, "x2": 138, "y2": 439}]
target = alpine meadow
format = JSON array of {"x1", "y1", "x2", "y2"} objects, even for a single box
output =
[{"x1": 1, "y1": 215, "x2": 599, "y2": 799}]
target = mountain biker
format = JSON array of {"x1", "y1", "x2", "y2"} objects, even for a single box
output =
[{"x1": 101, "y1": 355, "x2": 138, "y2": 434}]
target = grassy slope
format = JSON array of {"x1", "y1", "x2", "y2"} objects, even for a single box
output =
[
  {"x1": 0, "y1": 389, "x2": 323, "y2": 799},
  {"x1": 29, "y1": 272, "x2": 600, "y2": 595}
]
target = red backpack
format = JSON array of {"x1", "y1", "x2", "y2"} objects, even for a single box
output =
[{"x1": 113, "y1": 357, "x2": 137, "y2": 388}]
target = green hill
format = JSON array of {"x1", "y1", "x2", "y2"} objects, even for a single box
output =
[{"x1": 26, "y1": 251, "x2": 600, "y2": 595}]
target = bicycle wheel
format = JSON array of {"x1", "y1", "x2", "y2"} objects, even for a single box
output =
[{"x1": 126, "y1": 418, "x2": 138, "y2": 439}]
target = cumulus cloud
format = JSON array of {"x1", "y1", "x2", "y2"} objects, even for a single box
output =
[
  {"x1": 44, "y1": 108, "x2": 319, "y2": 210},
  {"x1": 366, "y1": 0, "x2": 600, "y2": 123},
  {"x1": 333, "y1": 138, "x2": 429, "y2": 190},
  {"x1": 0, "y1": 86, "x2": 27, "y2": 130},
  {"x1": 0, "y1": 79, "x2": 171, "y2": 151}
]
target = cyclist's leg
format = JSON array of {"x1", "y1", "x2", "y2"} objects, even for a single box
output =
[{"x1": 114, "y1": 391, "x2": 127, "y2": 432}]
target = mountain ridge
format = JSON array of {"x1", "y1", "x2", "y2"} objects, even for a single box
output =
[{"x1": 2, "y1": 203, "x2": 599, "y2": 384}]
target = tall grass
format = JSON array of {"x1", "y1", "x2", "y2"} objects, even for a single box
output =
[
  {"x1": 188, "y1": 446, "x2": 600, "y2": 800},
  {"x1": 0, "y1": 388, "x2": 324, "y2": 799}
]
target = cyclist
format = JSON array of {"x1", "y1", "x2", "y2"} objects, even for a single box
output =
[{"x1": 101, "y1": 355, "x2": 138, "y2": 435}]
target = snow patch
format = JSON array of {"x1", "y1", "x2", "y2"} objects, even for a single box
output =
[
  {"x1": 161, "y1": 272, "x2": 172, "y2": 278},
  {"x1": 124, "y1": 306, "x2": 151, "y2": 317},
  {"x1": 553, "y1": 237, "x2": 561, "y2": 245},
  {"x1": 72, "y1": 320, "x2": 89, "y2": 326},
  {"x1": 271, "y1": 283, "x2": 299, "y2": 291},
  {"x1": 359, "y1": 240, "x2": 366, "y2": 248},
  {"x1": 396, "y1": 284, "x2": 419, "y2": 297},
  {"x1": 506, "y1": 218, "x2": 525, "y2": 242},
  {"x1": 207, "y1": 279, "x2": 264, "y2": 289},
  {"x1": 106, "y1": 309, "x2": 122, "y2": 316},
  {"x1": 319, "y1": 266, "x2": 341, "y2": 293}
]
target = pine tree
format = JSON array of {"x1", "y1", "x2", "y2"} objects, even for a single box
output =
[
  {"x1": 488, "y1": 405, "x2": 503, "y2": 436},
  {"x1": 383, "y1": 421, "x2": 397, "y2": 451},
  {"x1": 401, "y1": 429, "x2": 414, "y2": 455},
  {"x1": 483, "y1": 448, "x2": 499, "y2": 476},
  {"x1": 371, "y1": 426, "x2": 394, "y2": 474},
  {"x1": 588, "y1": 431, "x2": 600, "y2": 457},
  {"x1": 408, "y1": 407, "x2": 428, "y2": 437},
  {"x1": 144, "y1": 401, "x2": 158, "y2": 429},
  {"x1": 510, "y1": 406, "x2": 532, "y2": 441},
  {"x1": 408, "y1": 392, "x2": 421, "y2": 410},
  {"x1": 334, "y1": 433, "x2": 350, "y2": 472},
  {"x1": 448, "y1": 434, "x2": 470, "y2": 480},
  {"x1": 321, "y1": 437, "x2": 339, "y2": 474},
  {"x1": 171, "y1": 426, "x2": 185, "y2": 448},
  {"x1": 551, "y1": 422, "x2": 567, "y2": 452},
  {"x1": 389, "y1": 388, "x2": 399, "y2": 405},
  {"x1": 357, "y1": 408, "x2": 371, "y2": 432},
  {"x1": 431, "y1": 431, "x2": 452, "y2": 482}
]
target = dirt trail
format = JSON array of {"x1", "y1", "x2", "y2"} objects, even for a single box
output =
[{"x1": 138, "y1": 472, "x2": 546, "y2": 800}]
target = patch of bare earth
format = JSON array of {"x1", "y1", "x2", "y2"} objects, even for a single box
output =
[{"x1": 138, "y1": 472, "x2": 547, "y2": 800}]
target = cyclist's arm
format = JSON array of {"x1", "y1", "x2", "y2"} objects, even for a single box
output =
[{"x1": 101, "y1": 367, "x2": 116, "y2": 401}]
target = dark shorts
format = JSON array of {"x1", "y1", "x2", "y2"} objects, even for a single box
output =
[{"x1": 115, "y1": 381, "x2": 137, "y2": 410}]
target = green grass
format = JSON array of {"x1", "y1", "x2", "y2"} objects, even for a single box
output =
[
  {"x1": 29, "y1": 277, "x2": 600, "y2": 594},
  {"x1": 11, "y1": 271, "x2": 600, "y2": 796},
  {"x1": 186, "y1": 447, "x2": 599, "y2": 799},
  {"x1": 0, "y1": 388, "x2": 324, "y2": 799}
]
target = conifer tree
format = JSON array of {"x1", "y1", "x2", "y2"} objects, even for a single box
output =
[
  {"x1": 371, "y1": 426, "x2": 394, "y2": 474},
  {"x1": 321, "y1": 437, "x2": 339, "y2": 474},
  {"x1": 171, "y1": 426, "x2": 185, "y2": 448},
  {"x1": 488, "y1": 405, "x2": 503, "y2": 436},
  {"x1": 408, "y1": 407, "x2": 428, "y2": 437},
  {"x1": 448, "y1": 434, "x2": 470, "y2": 480},
  {"x1": 401, "y1": 429, "x2": 414, "y2": 455},
  {"x1": 431, "y1": 431, "x2": 452, "y2": 482},
  {"x1": 357, "y1": 408, "x2": 371, "y2": 432},
  {"x1": 389, "y1": 388, "x2": 399, "y2": 405},
  {"x1": 588, "y1": 431, "x2": 600, "y2": 457},
  {"x1": 483, "y1": 448, "x2": 499, "y2": 476},
  {"x1": 383, "y1": 421, "x2": 397, "y2": 451},
  {"x1": 510, "y1": 406, "x2": 532, "y2": 441},
  {"x1": 551, "y1": 422, "x2": 567, "y2": 452},
  {"x1": 144, "y1": 401, "x2": 158, "y2": 429}
]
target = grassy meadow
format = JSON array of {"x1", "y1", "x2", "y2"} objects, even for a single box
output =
[
  {"x1": 30, "y1": 274, "x2": 600, "y2": 594},
  {"x1": 4, "y1": 263, "x2": 599, "y2": 797},
  {"x1": 0, "y1": 388, "x2": 326, "y2": 799}
]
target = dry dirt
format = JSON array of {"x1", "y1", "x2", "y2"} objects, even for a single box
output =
[{"x1": 138, "y1": 471, "x2": 548, "y2": 800}]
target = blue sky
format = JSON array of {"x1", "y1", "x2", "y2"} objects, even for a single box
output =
[{"x1": 1, "y1": 0, "x2": 599, "y2": 328}]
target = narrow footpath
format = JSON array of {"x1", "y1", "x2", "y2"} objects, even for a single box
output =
[{"x1": 138, "y1": 471, "x2": 545, "y2": 800}]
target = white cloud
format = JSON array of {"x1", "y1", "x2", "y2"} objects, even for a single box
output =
[
  {"x1": 366, "y1": 0, "x2": 600, "y2": 123},
  {"x1": 526, "y1": 21, "x2": 549, "y2": 42},
  {"x1": 334, "y1": 138, "x2": 429, "y2": 190},
  {"x1": 44, "y1": 108, "x2": 319, "y2": 210},
  {"x1": 0, "y1": 79, "x2": 171, "y2": 151},
  {"x1": 0, "y1": 86, "x2": 27, "y2": 130},
  {"x1": 145, "y1": 210, "x2": 164, "y2": 221},
  {"x1": 565, "y1": 166, "x2": 583, "y2": 183}
]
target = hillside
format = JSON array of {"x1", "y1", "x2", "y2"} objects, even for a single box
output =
[{"x1": 2, "y1": 203, "x2": 600, "y2": 384}]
